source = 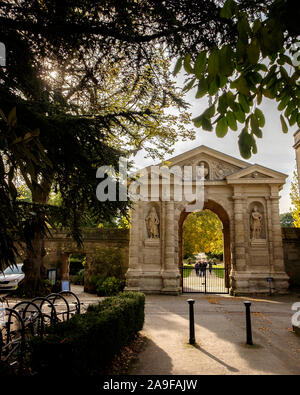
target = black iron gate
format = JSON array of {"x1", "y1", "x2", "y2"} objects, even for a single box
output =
[{"x1": 182, "y1": 266, "x2": 229, "y2": 294}]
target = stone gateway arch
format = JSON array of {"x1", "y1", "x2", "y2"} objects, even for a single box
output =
[{"x1": 125, "y1": 146, "x2": 289, "y2": 295}]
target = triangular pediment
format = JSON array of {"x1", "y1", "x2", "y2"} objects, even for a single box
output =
[
  {"x1": 226, "y1": 164, "x2": 287, "y2": 184},
  {"x1": 136, "y1": 146, "x2": 287, "y2": 184},
  {"x1": 166, "y1": 145, "x2": 249, "y2": 169},
  {"x1": 157, "y1": 146, "x2": 251, "y2": 181}
]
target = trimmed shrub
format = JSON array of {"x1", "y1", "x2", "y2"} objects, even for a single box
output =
[
  {"x1": 30, "y1": 292, "x2": 145, "y2": 376},
  {"x1": 96, "y1": 276, "x2": 125, "y2": 296}
]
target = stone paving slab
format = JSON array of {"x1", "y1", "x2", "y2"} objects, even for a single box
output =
[{"x1": 129, "y1": 293, "x2": 300, "y2": 375}]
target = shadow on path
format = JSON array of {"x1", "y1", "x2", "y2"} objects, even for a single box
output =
[
  {"x1": 192, "y1": 344, "x2": 239, "y2": 373},
  {"x1": 129, "y1": 338, "x2": 173, "y2": 375}
]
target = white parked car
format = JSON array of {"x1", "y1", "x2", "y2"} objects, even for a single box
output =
[{"x1": 0, "y1": 264, "x2": 25, "y2": 290}]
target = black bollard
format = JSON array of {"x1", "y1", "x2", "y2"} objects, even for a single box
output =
[
  {"x1": 187, "y1": 299, "x2": 195, "y2": 345},
  {"x1": 244, "y1": 301, "x2": 253, "y2": 345}
]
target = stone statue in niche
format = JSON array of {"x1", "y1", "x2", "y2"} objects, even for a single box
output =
[
  {"x1": 250, "y1": 205, "x2": 263, "y2": 239},
  {"x1": 145, "y1": 207, "x2": 160, "y2": 239}
]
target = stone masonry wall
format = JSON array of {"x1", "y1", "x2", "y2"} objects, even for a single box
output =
[
  {"x1": 282, "y1": 228, "x2": 300, "y2": 287},
  {"x1": 43, "y1": 228, "x2": 129, "y2": 276}
]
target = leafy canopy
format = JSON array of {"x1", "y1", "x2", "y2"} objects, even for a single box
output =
[
  {"x1": 290, "y1": 171, "x2": 300, "y2": 227},
  {"x1": 174, "y1": 0, "x2": 300, "y2": 159},
  {"x1": 183, "y1": 210, "x2": 223, "y2": 257}
]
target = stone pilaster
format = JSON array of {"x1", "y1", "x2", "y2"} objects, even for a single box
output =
[
  {"x1": 162, "y1": 201, "x2": 180, "y2": 294},
  {"x1": 232, "y1": 189, "x2": 246, "y2": 271},
  {"x1": 266, "y1": 197, "x2": 274, "y2": 273},
  {"x1": 270, "y1": 191, "x2": 284, "y2": 269},
  {"x1": 229, "y1": 187, "x2": 248, "y2": 294}
]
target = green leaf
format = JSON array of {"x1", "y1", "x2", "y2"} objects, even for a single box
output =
[
  {"x1": 234, "y1": 104, "x2": 246, "y2": 123},
  {"x1": 237, "y1": 14, "x2": 250, "y2": 45},
  {"x1": 278, "y1": 54, "x2": 293, "y2": 66},
  {"x1": 238, "y1": 94, "x2": 250, "y2": 113},
  {"x1": 183, "y1": 78, "x2": 196, "y2": 92},
  {"x1": 257, "y1": 89, "x2": 262, "y2": 105},
  {"x1": 252, "y1": 138, "x2": 258, "y2": 154},
  {"x1": 192, "y1": 115, "x2": 203, "y2": 128},
  {"x1": 218, "y1": 93, "x2": 228, "y2": 114},
  {"x1": 192, "y1": 105, "x2": 215, "y2": 128},
  {"x1": 196, "y1": 78, "x2": 208, "y2": 98},
  {"x1": 236, "y1": 39, "x2": 246, "y2": 61},
  {"x1": 219, "y1": 45, "x2": 234, "y2": 76},
  {"x1": 201, "y1": 118, "x2": 213, "y2": 131},
  {"x1": 226, "y1": 111, "x2": 237, "y2": 131},
  {"x1": 219, "y1": 74, "x2": 228, "y2": 88},
  {"x1": 231, "y1": 76, "x2": 250, "y2": 96},
  {"x1": 252, "y1": 20, "x2": 262, "y2": 34},
  {"x1": 254, "y1": 108, "x2": 265, "y2": 127},
  {"x1": 250, "y1": 113, "x2": 260, "y2": 133},
  {"x1": 203, "y1": 104, "x2": 215, "y2": 119},
  {"x1": 252, "y1": 127, "x2": 262, "y2": 138},
  {"x1": 183, "y1": 54, "x2": 194, "y2": 74},
  {"x1": 289, "y1": 109, "x2": 298, "y2": 126},
  {"x1": 280, "y1": 66, "x2": 289, "y2": 81},
  {"x1": 238, "y1": 128, "x2": 252, "y2": 159},
  {"x1": 285, "y1": 101, "x2": 296, "y2": 118},
  {"x1": 194, "y1": 51, "x2": 206, "y2": 78},
  {"x1": 173, "y1": 58, "x2": 182, "y2": 76},
  {"x1": 208, "y1": 77, "x2": 219, "y2": 96},
  {"x1": 226, "y1": 91, "x2": 236, "y2": 109},
  {"x1": 280, "y1": 114, "x2": 288, "y2": 133},
  {"x1": 256, "y1": 64, "x2": 268, "y2": 72},
  {"x1": 220, "y1": 0, "x2": 235, "y2": 19},
  {"x1": 207, "y1": 49, "x2": 219, "y2": 78},
  {"x1": 216, "y1": 117, "x2": 228, "y2": 138},
  {"x1": 277, "y1": 95, "x2": 290, "y2": 111},
  {"x1": 247, "y1": 39, "x2": 260, "y2": 64},
  {"x1": 263, "y1": 89, "x2": 275, "y2": 99}
]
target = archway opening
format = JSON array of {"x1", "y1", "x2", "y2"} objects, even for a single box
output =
[{"x1": 178, "y1": 200, "x2": 231, "y2": 293}]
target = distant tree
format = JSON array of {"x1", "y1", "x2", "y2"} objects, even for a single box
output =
[
  {"x1": 290, "y1": 171, "x2": 300, "y2": 227},
  {"x1": 183, "y1": 210, "x2": 223, "y2": 257},
  {"x1": 280, "y1": 212, "x2": 294, "y2": 227}
]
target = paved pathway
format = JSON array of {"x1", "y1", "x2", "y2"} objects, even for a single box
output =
[{"x1": 130, "y1": 293, "x2": 300, "y2": 375}]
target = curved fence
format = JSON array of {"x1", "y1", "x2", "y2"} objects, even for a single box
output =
[{"x1": 0, "y1": 291, "x2": 81, "y2": 373}]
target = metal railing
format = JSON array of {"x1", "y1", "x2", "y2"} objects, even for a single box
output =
[
  {"x1": 182, "y1": 266, "x2": 229, "y2": 294},
  {"x1": 0, "y1": 290, "x2": 82, "y2": 374}
]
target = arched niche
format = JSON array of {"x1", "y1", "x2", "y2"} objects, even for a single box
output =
[{"x1": 248, "y1": 201, "x2": 266, "y2": 240}]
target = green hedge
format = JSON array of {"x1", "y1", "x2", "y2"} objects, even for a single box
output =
[
  {"x1": 96, "y1": 276, "x2": 125, "y2": 296},
  {"x1": 30, "y1": 292, "x2": 145, "y2": 375}
]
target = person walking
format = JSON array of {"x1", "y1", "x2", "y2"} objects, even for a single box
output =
[
  {"x1": 208, "y1": 260, "x2": 213, "y2": 275},
  {"x1": 195, "y1": 261, "x2": 199, "y2": 276},
  {"x1": 202, "y1": 259, "x2": 207, "y2": 278}
]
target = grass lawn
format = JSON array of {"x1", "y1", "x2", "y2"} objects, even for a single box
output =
[
  {"x1": 212, "y1": 264, "x2": 225, "y2": 278},
  {"x1": 182, "y1": 264, "x2": 194, "y2": 278}
]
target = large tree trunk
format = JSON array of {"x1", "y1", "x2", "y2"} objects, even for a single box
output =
[{"x1": 21, "y1": 178, "x2": 52, "y2": 297}]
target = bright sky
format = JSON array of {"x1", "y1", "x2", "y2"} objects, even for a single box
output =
[{"x1": 131, "y1": 73, "x2": 298, "y2": 214}]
